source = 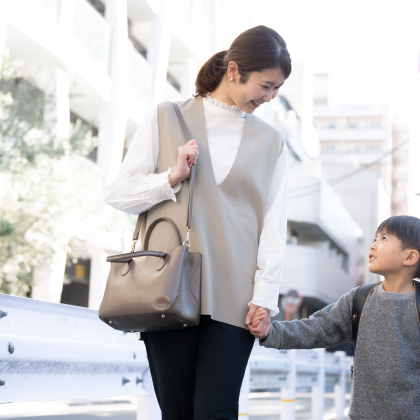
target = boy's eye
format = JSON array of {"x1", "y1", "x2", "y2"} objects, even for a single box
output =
[
  {"x1": 261, "y1": 86, "x2": 269, "y2": 89},
  {"x1": 382, "y1": 236, "x2": 387, "y2": 241}
]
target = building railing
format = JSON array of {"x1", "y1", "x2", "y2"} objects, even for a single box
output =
[
  {"x1": 72, "y1": 0, "x2": 112, "y2": 73},
  {"x1": 128, "y1": 42, "x2": 154, "y2": 105},
  {"x1": 19, "y1": 0, "x2": 60, "y2": 24},
  {"x1": 0, "y1": 294, "x2": 351, "y2": 419}
]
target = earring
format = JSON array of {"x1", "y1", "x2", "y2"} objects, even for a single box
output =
[{"x1": 229, "y1": 77, "x2": 233, "y2": 82}]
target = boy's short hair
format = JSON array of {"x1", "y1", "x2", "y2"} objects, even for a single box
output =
[{"x1": 376, "y1": 215, "x2": 420, "y2": 279}]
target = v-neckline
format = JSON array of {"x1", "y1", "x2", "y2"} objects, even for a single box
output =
[{"x1": 197, "y1": 96, "x2": 249, "y2": 189}]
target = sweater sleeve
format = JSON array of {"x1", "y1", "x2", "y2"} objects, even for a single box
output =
[{"x1": 260, "y1": 288, "x2": 357, "y2": 350}]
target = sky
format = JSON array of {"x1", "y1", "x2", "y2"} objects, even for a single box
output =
[{"x1": 222, "y1": 0, "x2": 420, "y2": 121}]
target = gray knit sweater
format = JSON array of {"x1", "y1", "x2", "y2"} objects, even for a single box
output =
[{"x1": 261, "y1": 284, "x2": 420, "y2": 420}]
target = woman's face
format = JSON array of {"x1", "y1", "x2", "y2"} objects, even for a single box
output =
[{"x1": 228, "y1": 65, "x2": 286, "y2": 114}]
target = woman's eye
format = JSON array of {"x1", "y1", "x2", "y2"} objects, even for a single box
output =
[{"x1": 261, "y1": 86, "x2": 269, "y2": 89}]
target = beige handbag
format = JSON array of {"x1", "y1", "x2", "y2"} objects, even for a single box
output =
[{"x1": 99, "y1": 103, "x2": 202, "y2": 332}]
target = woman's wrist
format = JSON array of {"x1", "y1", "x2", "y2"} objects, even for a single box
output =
[{"x1": 168, "y1": 168, "x2": 184, "y2": 187}]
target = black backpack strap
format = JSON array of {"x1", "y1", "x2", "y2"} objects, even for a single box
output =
[
  {"x1": 414, "y1": 281, "x2": 420, "y2": 329},
  {"x1": 352, "y1": 281, "x2": 382, "y2": 349}
]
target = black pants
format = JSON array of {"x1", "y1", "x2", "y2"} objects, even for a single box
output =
[{"x1": 142, "y1": 315, "x2": 255, "y2": 420}]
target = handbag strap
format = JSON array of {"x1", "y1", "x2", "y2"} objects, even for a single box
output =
[
  {"x1": 131, "y1": 102, "x2": 196, "y2": 251},
  {"x1": 172, "y1": 103, "x2": 196, "y2": 235}
]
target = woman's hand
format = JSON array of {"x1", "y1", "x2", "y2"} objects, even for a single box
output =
[
  {"x1": 246, "y1": 305, "x2": 271, "y2": 340},
  {"x1": 168, "y1": 139, "x2": 199, "y2": 187}
]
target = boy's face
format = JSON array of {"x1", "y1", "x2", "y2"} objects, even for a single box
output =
[{"x1": 368, "y1": 230, "x2": 413, "y2": 276}]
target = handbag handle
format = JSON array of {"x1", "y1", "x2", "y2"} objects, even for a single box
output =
[
  {"x1": 131, "y1": 102, "x2": 196, "y2": 252},
  {"x1": 143, "y1": 217, "x2": 182, "y2": 251},
  {"x1": 106, "y1": 250, "x2": 168, "y2": 263}
]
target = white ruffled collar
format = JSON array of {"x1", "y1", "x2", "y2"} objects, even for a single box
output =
[{"x1": 203, "y1": 95, "x2": 246, "y2": 119}]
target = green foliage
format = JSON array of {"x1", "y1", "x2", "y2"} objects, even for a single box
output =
[{"x1": 0, "y1": 54, "x2": 125, "y2": 296}]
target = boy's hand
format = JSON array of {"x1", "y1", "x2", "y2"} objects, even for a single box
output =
[{"x1": 248, "y1": 307, "x2": 271, "y2": 339}]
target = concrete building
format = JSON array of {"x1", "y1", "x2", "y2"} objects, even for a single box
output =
[
  {"x1": 313, "y1": 74, "x2": 393, "y2": 284},
  {"x1": 2, "y1": 0, "x2": 363, "y2": 335}
]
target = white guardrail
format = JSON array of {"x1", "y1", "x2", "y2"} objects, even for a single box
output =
[{"x1": 0, "y1": 294, "x2": 351, "y2": 419}]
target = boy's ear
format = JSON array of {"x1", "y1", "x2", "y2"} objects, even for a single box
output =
[{"x1": 403, "y1": 249, "x2": 420, "y2": 267}]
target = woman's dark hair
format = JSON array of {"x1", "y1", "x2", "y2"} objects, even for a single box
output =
[
  {"x1": 194, "y1": 25, "x2": 291, "y2": 97},
  {"x1": 376, "y1": 215, "x2": 420, "y2": 279}
]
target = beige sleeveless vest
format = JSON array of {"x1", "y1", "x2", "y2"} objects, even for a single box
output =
[{"x1": 141, "y1": 96, "x2": 284, "y2": 329}]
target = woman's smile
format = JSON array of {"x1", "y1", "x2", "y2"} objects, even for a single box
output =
[{"x1": 251, "y1": 100, "x2": 264, "y2": 108}]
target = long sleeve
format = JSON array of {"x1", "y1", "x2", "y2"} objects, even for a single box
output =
[
  {"x1": 249, "y1": 144, "x2": 289, "y2": 316},
  {"x1": 260, "y1": 288, "x2": 356, "y2": 350},
  {"x1": 102, "y1": 106, "x2": 181, "y2": 215}
]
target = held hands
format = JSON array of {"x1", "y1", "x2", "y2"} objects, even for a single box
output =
[
  {"x1": 245, "y1": 304, "x2": 271, "y2": 340},
  {"x1": 168, "y1": 139, "x2": 199, "y2": 187}
]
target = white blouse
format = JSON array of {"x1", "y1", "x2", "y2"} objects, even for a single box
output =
[{"x1": 102, "y1": 96, "x2": 289, "y2": 316}]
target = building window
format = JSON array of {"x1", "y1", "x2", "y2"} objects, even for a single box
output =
[
  {"x1": 128, "y1": 20, "x2": 147, "y2": 58},
  {"x1": 328, "y1": 123, "x2": 336, "y2": 129},
  {"x1": 369, "y1": 146, "x2": 380, "y2": 153},
  {"x1": 70, "y1": 111, "x2": 98, "y2": 163},
  {"x1": 369, "y1": 122, "x2": 381, "y2": 129},
  {"x1": 327, "y1": 146, "x2": 336, "y2": 153},
  {"x1": 370, "y1": 169, "x2": 380, "y2": 178},
  {"x1": 167, "y1": 72, "x2": 180, "y2": 92},
  {"x1": 287, "y1": 229, "x2": 299, "y2": 245},
  {"x1": 61, "y1": 257, "x2": 91, "y2": 307},
  {"x1": 86, "y1": 0, "x2": 105, "y2": 16},
  {"x1": 349, "y1": 123, "x2": 358, "y2": 129}
]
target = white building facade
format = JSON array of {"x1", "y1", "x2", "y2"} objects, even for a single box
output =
[{"x1": 313, "y1": 73, "x2": 393, "y2": 284}]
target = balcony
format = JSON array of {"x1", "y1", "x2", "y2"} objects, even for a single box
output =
[
  {"x1": 164, "y1": 82, "x2": 183, "y2": 102},
  {"x1": 288, "y1": 160, "x2": 362, "y2": 261},
  {"x1": 6, "y1": 0, "x2": 112, "y2": 110},
  {"x1": 19, "y1": 0, "x2": 60, "y2": 24},
  {"x1": 72, "y1": 0, "x2": 112, "y2": 73},
  {"x1": 281, "y1": 245, "x2": 356, "y2": 304},
  {"x1": 126, "y1": 42, "x2": 154, "y2": 122}
]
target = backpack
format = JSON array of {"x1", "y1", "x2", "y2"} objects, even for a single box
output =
[
  {"x1": 352, "y1": 280, "x2": 420, "y2": 349},
  {"x1": 350, "y1": 280, "x2": 420, "y2": 377}
]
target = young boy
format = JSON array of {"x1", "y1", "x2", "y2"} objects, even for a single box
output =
[{"x1": 249, "y1": 215, "x2": 420, "y2": 420}]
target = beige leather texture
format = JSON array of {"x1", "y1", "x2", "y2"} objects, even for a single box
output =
[{"x1": 99, "y1": 240, "x2": 202, "y2": 332}]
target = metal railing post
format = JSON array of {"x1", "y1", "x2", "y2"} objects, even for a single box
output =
[
  {"x1": 280, "y1": 349, "x2": 296, "y2": 420},
  {"x1": 334, "y1": 351, "x2": 347, "y2": 420},
  {"x1": 238, "y1": 362, "x2": 251, "y2": 419},
  {"x1": 311, "y1": 348, "x2": 325, "y2": 420}
]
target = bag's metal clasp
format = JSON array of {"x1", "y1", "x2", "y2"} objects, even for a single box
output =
[{"x1": 183, "y1": 228, "x2": 191, "y2": 247}]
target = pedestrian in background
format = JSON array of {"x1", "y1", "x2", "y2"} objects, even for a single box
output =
[{"x1": 103, "y1": 25, "x2": 291, "y2": 420}]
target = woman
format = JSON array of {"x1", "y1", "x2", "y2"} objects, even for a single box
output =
[{"x1": 103, "y1": 25, "x2": 291, "y2": 420}]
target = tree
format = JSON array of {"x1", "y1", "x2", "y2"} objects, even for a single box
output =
[{"x1": 0, "y1": 54, "x2": 133, "y2": 296}]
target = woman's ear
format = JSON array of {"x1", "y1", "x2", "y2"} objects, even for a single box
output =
[
  {"x1": 404, "y1": 249, "x2": 420, "y2": 267},
  {"x1": 227, "y1": 61, "x2": 238, "y2": 80}
]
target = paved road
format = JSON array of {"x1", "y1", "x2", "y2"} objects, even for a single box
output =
[{"x1": 0, "y1": 393, "x2": 350, "y2": 420}]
